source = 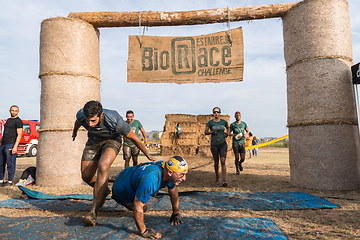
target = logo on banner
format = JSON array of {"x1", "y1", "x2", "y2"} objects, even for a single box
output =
[{"x1": 127, "y1": 28, "x2": 244, "y2": 84}]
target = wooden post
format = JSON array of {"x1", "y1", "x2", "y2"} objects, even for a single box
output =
[{"x1": 68, "y1": 2, "x2": 299, "y2": 28}]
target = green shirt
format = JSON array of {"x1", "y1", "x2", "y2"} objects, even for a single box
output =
[
  {"x1": 230, "y1": 121, "x2": 248, "y2": 145},
  {"x1": 123, "y1": 119, "x2": 143, "y2": 147},
  {"x1": 206, "y1": 119, "x2": 228, "y2": 145}
]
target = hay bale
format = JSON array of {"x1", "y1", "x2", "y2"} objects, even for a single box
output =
[
  {"x1": 286, "y1": 59, "x2": 356, "y2": 125},
  {"x1": 283, "y1": 0, "x2": 352, "y2": 68},
  {"x1": 36, "y1": 131, "x2": 88, "y2": 186},
  {"x1": 160, "y1": 113, "x2": 232, "y2": 157},
  {"x1": 39, "y1": 17, "x2": 100, "y2": 78},
  {"x1": 38, "y1": 17, "x2": 101, "y2": 186},
  {"x1": 40, "y1": 75, "x2": 101, "y2": 129},
  {"x1": 283, "y1": 0, "x2": 360, "y2": 190},
  {"x1": 289, "y1": 125, "x2": 360, "y2": 190}
]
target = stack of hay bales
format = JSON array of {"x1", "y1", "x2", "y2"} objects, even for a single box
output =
[
  {"x1": 160, "y1": 114, "x2": 233, "y2": 157},
  {"x1": 38, "y1": 17, "x2": 101, "y2": 186}
]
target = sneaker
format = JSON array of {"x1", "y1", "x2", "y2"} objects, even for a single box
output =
[
  {"x1": 3, "y1": 181, "x2": 12, "y2": 187},
  {"x1": 108, "y1": 173, "x2": 119, "y2": 182},
  {"x1": 222, "y1": 180, "x2": 228, "y2": 187},
  {"x1": 215, "y1": 176, "x2": 220, "y2": 185},
  {"x1": 236, "y1": 170, "x2": 240, "y2": 175},
  {"x1": 83, "y1": 211, "x2": 97, "y2": 227}
]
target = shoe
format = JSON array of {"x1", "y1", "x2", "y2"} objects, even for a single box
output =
[
  {"x1": 236, "y1": 170, "x2": 240, "y2": 175},
  {"x1": 106, "y1": 187, "x2": 111, "y2": 198},
  {"x1": 239, "y1": 163, "x2": 243, "y2": 172},
  {"x1": 222, "y1": 180, "x2": 227, "y2": 187},
  {"x1": 108, "y1": 173, "x2": 119, "y2": 182},
  {"x1": 83, "y1": 211, "x2": 97, "y2": 227},
  {"x1": 2, "y1": 181, "x2": 12, "y2": 187},
  {"x1": 215, "y1": 176, "x2": 220, "y2": 185}
]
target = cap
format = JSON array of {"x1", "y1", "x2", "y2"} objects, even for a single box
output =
[
  {"x1": 162, "y1": 156, "x2": 188, "y2": 172},
  {"x1": 235, "y1": 111, "x2": 241, "y2": 115}
]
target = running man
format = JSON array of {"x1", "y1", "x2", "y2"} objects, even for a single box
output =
[
  {"x1": 72, "y1": 101, "x2": 156, "y2": 227},
  {"x1": 123, "y1": 110, "x2": 148, "y2": 168},
  {"x1": 229, "y1": 111, "x2": 249, "y2": 174},
  {"x1": 112, "y1": 156, "x2": 188, "y2": 239}
]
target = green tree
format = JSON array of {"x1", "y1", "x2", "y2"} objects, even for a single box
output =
[{"x1": 153, "y1": 132, "x2": 159, "y2": 140}]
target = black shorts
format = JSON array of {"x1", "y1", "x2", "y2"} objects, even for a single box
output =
[
  {"x1": 232, "y1": 142, "x2": 246, "y2": 154},
  {"x1": 81, "y1": 139, "x2": 122, "y2": 162},
  {"x1": 123, "y1": 145, "x2": 140, "y2": 159},
  {"x1": 176, "y1": 132, "x2": 181, "y2": 138},
  {"x1": 211, "y1": 141, "x2": 228, "y2": 159}
]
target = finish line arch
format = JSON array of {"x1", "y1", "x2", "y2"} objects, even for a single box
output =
[{"x1": 38, "y1": 0, "x2": 360, "y2": 190}]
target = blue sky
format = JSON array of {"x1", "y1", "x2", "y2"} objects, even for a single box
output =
[{"x1": 0, "y1": 0, "x2": 359, "y2": 137}]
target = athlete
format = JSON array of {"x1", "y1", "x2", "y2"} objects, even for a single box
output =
[
  {"x1": 123, "y1": 110, "x2": 148, "y2": 168},
  {"x1": 72, "y1": 101, "x2": 156, "y2": 227},
  {"x1": 229, "y1": 111, "x2": 249, "y2": 174},
  {"x1": 112, "y1": 156, "x2": 188, "y2": 239},
  {"x1": 204, "y1": 107, "x2": 230, "y2": 187}
]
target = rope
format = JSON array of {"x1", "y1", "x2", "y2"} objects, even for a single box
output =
[
  {"x1": 245, "y1": 135, "x2": 288, "y2": 150},
  {"x1": 286, "y1": 55, "x2": 353, "y2": 70},
  {"x1": 227, "y1": 6, "x2": 232, "y2": 46},
  {"x1": 139, "y1": 11, "x2": 142, "y2": 48},
  {"x1": 38, "y1": 128, "x2": 87, "y2": 132},
  {"x1": 38, "y1": 71, "x2": 101, "y2": 81},
  {"x1": 287, "y1": 119, "x2": 358, "y2": 128}
]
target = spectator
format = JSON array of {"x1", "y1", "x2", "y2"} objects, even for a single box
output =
[
  {"x1": 252, "y1": 136, "x2": 259, "y2": 157},
  {"x1": 245, "y1": 132, "x2": 253, "y2": 158},
  {"x1": 175, "y1": 123, "x2": 182, "y2": 145},
  {"x1": 0, "y1": 105, "x2": 23, "y2": 187}
]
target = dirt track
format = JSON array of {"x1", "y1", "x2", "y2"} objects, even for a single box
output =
[{"x1": 0, "y1": 147, "x2": 359, "y2": 239}]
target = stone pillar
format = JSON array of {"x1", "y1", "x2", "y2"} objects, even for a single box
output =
[
  {"x1": 37, "y1": 17, "x2": 101, "y2": 186},
  {"x1": 283, "y1": 0, "x2": 360, "y2": 190}
]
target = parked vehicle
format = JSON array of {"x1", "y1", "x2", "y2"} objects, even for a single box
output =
[{"x1": 0, "y1": 119, "x2": 40, "y2": 157}]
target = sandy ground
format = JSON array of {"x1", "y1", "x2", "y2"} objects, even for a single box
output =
[{"x1": 0, "y1": 147, "x2": 360, "y2": 239}]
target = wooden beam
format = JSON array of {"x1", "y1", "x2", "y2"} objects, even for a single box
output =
[{"x1": 68, "y1": 2, "x2": 299, "y2": 28}]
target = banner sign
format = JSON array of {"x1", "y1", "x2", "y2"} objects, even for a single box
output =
[
  {"x1": 127, "y1": 28, "x2": 244, "y2": 84},
  {"x1": 352, "y1": 62, "x2": 360, "y2": 84}
]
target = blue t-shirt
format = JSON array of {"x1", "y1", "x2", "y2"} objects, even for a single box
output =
[
  {"x1": 112, "y1": 161, "x2": 175, "y2": 204},
  {"x1": 76, "y1": 108, "x2": 131, "y2": 145}
]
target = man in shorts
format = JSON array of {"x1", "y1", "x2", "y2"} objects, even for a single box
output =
[
  {"x1": 123, "y1": 110, "x2": 148, "y2": 168},
  {"x1": 112, "y1": 156, "x2": 188, "y2": 239},
  {"x1": 229, "y1": 111, "x2": 249, "y2": 175},
  {"x1": 72, "y1": 101, "x2": 156, "y2": 227}
]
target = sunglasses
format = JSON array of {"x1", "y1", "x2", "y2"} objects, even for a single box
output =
[{"x1": 213, "y1": 111, "x2": 220, "y2": 113}]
